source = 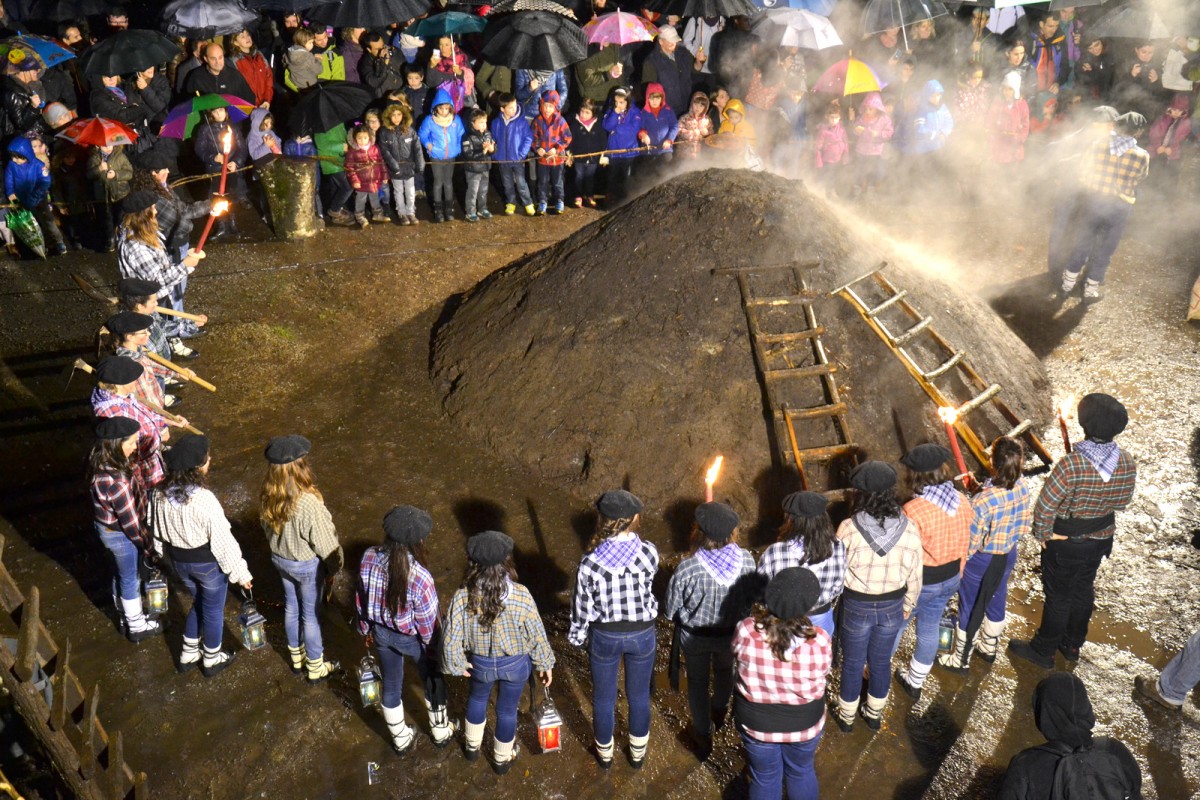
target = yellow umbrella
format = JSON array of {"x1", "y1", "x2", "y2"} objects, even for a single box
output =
[{"x1": 812, "y1": 57, "x2": 887, "y2": 96}]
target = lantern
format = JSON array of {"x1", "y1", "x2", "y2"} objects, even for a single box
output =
[
  {"x1": 238, "y1": 594, "x2": 267, "y2": 651},
  {"x1": 358, "y1": 655, "x2": 382, "y2": 707},
  {"x1": 534, "y1": 690, "x2": 562, "y2": 753},
  {"x1": 144, "y1": 570, "x2": 168, "y2": 617},
  {"x1": 937, "y1": 612, "x2": 957, "y2": 654}
]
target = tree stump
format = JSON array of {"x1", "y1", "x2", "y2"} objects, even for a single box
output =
[{"x1": 258, "y1": 157, "x2": 319, "y2": 241}]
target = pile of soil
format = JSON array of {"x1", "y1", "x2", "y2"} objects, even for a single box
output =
[{"x1": 432, "y1": 169, "x2": 1051, "y2": 530}]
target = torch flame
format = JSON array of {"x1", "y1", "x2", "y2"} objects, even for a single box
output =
[
  {"x1": 704, "y1": 455, "x2": 723, "y2": 487},
  {"x1": 212, "y1": 198, "x2": 230, "y2": 216},
  {"x1": 1057, "y1": 394, "x2": 1075, "y2": 419},
  {"x1": 937, "y1": 406, "x2": 958, "y2": 425},
  {"x1": 221, "y1": 128, "x2": 233, "y2": 154}
]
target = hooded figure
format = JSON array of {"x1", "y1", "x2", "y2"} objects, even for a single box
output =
[
  {"x1": 246, "y1": 108, "x2": 281, "y2": 162},
  {"x1": 718, "y1": 97, "x2": 755, "y2": 141},
  {"x1": 1147, "y1": 93, "x2": 1192, "y2": 162},
  {"x1": 639, "y1": 81, "x2": 679, "y2": 155},
  {"x1": 911, "y1": 79, "x2": 954, "y2": 153},
  {"x1": 675, "y1": 90, "x2": 713, "y2": 159},
  {"x1": 987, "y1": 71, "x2": 1030, "y2": 163}
]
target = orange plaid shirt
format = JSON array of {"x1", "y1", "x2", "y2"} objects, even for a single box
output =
[
  {"x1": 903, "y1": 496, "x2": 973, "y2": 568},
  {"x1": 1081, "y1": 138, "x2": 1149, "y2": 204}
]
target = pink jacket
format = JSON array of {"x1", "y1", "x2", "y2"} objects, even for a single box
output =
[
  {"x1": 814, "y1": 122, "x2": 849, "y2": 168},
  {"x1": 986, "y1": 98, "x2": 1030, "y2": 163},
  {"x1": 853, "y1": 95, "x2": 894, "y2": 157}
]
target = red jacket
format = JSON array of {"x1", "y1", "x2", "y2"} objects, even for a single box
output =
[
  {"x1": 232, "y1": 51, "x2": 274, "y2": 107},
  {"x1": 344, "y1": 144, "x2": 387, "y2": 193},
  {"x1": 531, "y1": 89, "x2": 572, "y2": 166}
]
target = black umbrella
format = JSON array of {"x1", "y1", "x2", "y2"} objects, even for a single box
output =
[
  {"x1": 243, "y1": 0, "x2": 339, "y2": 10},
  {"x1": 482, "y1": 10, "x2": 588, "y2": 71},
  {"x1": 161, "y1": 0, "x2": 259, "y2": 40},
  {"x1": 1049, "y1": 0, "x2": 1106, "y2": 9},
  {"x1": 27, "y1": 0, "x2": 109, "y2": 21},
  {"x1": 78, "y1": 30, "x2": 182, "y2": 76},
  {"x1": 286, "y1": 81, "x2": 375, "y2": 135},
  {"x1": 1087, "y1": 0, "x2": 1168, "y2": 40},
  {"x1": 307, "y1": 0, "x2": 433, "y2": 28},
  {"x1": 646, "y1": 0, "x2": 756, "y2": 19},
  {"x1": 487, "y1": 0, "x2": 578, "y2": 17}
]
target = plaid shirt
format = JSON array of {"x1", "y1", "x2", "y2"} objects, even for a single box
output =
[
  {"x1": 441, "y1": 581, "x2": 555, "y2": 676},
  {"x1": 665, "y1": 548, "x2": 757, "y2": 628},
  {"x1": 969, "y1": 479, "x2": 1033, "y2": 555},
  {"x1": 903, "y1": 495, "x2": 973, "y2": 569},
  {"x1": 733, "y1": 618, "x2": 832, "y2": 743},
  {"x1": 836, "y1": 517, "x2": 923, "y2": 615},
  {"x1": 90, "y1": 468, "x2": 149, "y2": 551},
  {"x1": 568, "y1": 537, "x2": 659, "y2": 646},
  {"x1": 150, "y1": 487, "x2": 253, "y2": 585},
  {"x1": 91, "y1": 387, "x2": 164, "y2": 491},
  {"x1": 1081, "y1": 138, "x2": 1149, "y2": 203},
  {"x1": 263, "y1": 492, "x2": 342, "y2": 568},
  {"x1": 114, "y1": 346, "x2": 168, "y2": 408},
  {"x1": 355, "y1": 547, "x2": 439, "y2": 646},
  {"x1": 757, "y1": 539, "x2": 847, "y2": 610},
  {"x1": 116, "y1": 232, "x2": 188, "y2": 297},
  {"x1": 1032, "y1": 450, "x2": 1136, "y2": 542}
]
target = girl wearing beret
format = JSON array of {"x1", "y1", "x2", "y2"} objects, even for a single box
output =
[
  {"x1": 89, "y1": 416, "x2": 161, "y2": 642},
  {"x1": 569, "y1": 490, "x2": 659, "y2": 768},
  {"x1": 733, "y1": 567, "x2": 832, "y2": 800},
  {"x1": 260, "y1": 435, "x2": 344, "y2": 682},
  {"x1": 103, "y1": 311, "x2": 178, "y2": 410},
  {"x1": 665, "y1": 502, "x2": 757, "y2": 754},
  {"x1": 758, "y1": 491, "x2": 846, "y2": 639},
  {"x1": 442, "y1": 531, "x2": 554, "y2": 774},
  {"x1": 150, "y1": 435, "x2": 253, "y2": 677},
  {"x1": 355, "y1": 507, "x2": 454, "y2": 755}
]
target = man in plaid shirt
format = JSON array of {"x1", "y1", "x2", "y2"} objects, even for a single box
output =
[
  {"x1": 1010, "y1": 394, "x2": 1136, "y2": 669},
  {"x1": 1055, "y1": 112, "x2": 1149, "y2": 303}
]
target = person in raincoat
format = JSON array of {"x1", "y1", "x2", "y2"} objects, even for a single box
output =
[
  {"x1": 637, "y1": 82, "x2": 678, "y2": 171},
  {"x1": 530, "y1": 90, "x2": 571, "y2": 214},
  {"x1": 851, "y1": 92, "x2": 893, "y2": 194},
  {"x1": 602, "y1": 87, "x2": 642, "y2": 205},
  {"x1": 910, "y1": 79, "x2": 954, "y2": 157},
  {"x1": 5, "y1": 134, "x2": 66, "y2": 255},
  {"x1": 986, "y1": 71, "x2": 1030, "y2": 164},
  {"x1": 417, "y1": 88, "x2": 464, "y2": 222},
  {"x1": 675, "y1": 91, "x2": 714, "y2": 160}
]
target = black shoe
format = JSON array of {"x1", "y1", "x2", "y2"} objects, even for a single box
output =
[
  {"x1": 832, "y1": 713, "x2": 854, "y2": 733},
  {"x1": 1007, "y1": 639, "x2": 1054, "y2": 670},
  {"x1": 861, "y1": 710, "x2": 882, "y2": 732},
  {"x1": 433, "y1": 211, "x2": 444, "y2": 223},
  {"x1": 182, "y1": 327, "x2": 208, "y2": 340},
  {"x1": 894, "y1": 668, "x2": 922, "y2": 701},
  {"x1": 464, "y1": 745, "x2": 480, "y2": 762},
  {"x1": 595, "y1": 747, "x2": 612, "y2": 769},
  {"x1": 1058, "y1": 644, "x2": 1080, "y2": 662},
  {"x1": 973, "y1": 649, "x2": 996, "y2": 665},
  {"x1": 491, "y1": 743, "x2": 518, "y2": 775},
  {"x1": 51, "y1": 243, "x2": 69, "y2": 257}
]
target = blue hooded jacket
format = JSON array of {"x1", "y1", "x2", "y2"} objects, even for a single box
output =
[
  {"x1": 603, "y1": 102, "x2": 643, "y2": 160},
  {"x1": 5, "y1": 136, "x2": 51, "y2": 207},
  {"x1": 911, "y1": 80, "x2": 954, "y2": 154},
  {"x1": 418, "y1": 88, "x2": 465, "y2": 161},
  {"x1": 490, "y1": 108, "x2": 533, "y2": 163}
]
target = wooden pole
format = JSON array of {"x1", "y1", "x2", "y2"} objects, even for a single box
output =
[
  {"x1": 144, "y1": 351, "x2": 216, "y2": 392},
  {"x1": 142, "y1": 401, "x2": 203, "y2": 436},
  {"x1": 781, "y1": 406, "x2": 809, "y2": 490},
  {"x1": 154, "y1": 307, "x2": 206, "y2": 323}
]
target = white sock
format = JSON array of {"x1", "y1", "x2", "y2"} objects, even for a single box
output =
[
  {"x1": 906, "y1": 657, "x2": 933, "y2": 689},
  {"x1": 464, "y1": 719, "x2": 485, "y2": 750},
  {"x1": 493, "y1": 737, "x2": 515, "y2": 763},
  {"x1": 629, "y1": 732, "x2": 648, "y2": 761},
  {"x1": 595, "y1": 738, "x2": 614, "y2": 761}
]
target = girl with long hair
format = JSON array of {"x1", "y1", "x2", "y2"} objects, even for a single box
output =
[
  {"x1": 758, "y1": 491, "x2": 845, "y2": 637},
  {"x1": 355, "y1": 506, "x2": 455, "y2": 755},
  {"x1": 568, "y1": 489, "x2": 659, "y2": 768},
  {"x1": 260, "y1": 435, "x2": 344, "y2": 682},
  {"x1": 733, "y1": 567, "x2": 832, "y2": 800},
  {"x1": 89, "y1": 416, "x2": 161, "y2": 642},
  {"x1": 442, "y1": 531, "x2": 554, "y2": 774},
  {"x1": 664, "y1": 502, "x2": 757, "y2": 753},
  {"x1": 102, "y1": 310, "x2": 180, "y2": 410}
]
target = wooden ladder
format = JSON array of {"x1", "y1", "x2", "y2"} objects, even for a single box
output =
[
  {"x1": 716, "y1": 262, "x2": 858, "y2": 488},
  {"x1": 831, "y1": 262, "x2": 1052, "y2": 468}
]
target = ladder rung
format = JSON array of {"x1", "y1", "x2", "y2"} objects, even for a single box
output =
[
  {"x1": 829, "y1": 262, "x2": 888, "y2": 297},
  {"x1": 890, "y1": 316, "x2": 933, "y2": 345},
  {"x1": 923, "y1": 351, "x2": 965, "y2": 380},
  {"x1": 957, "y1": 384, "x2": 1002, "y2": 416},
  {"x1": 763, "y1": 364, "x2": 837, "y2": 380},
  {"x1": 776, "y1": 402, "x2": 848, "y2": 421},
  {"x1": 1005, "y1": 420, "x2": 1034, "y2": 439},
  {"x1": 759, "y1": 327, "x2": 826, "y2": 342},
  {"x1": 746, "y1": 295, "x2": 819, "y2": 307},
  {"x1": 866, "y1": 290, "x2": 909, "y2": 317},
  {"x1": 793, "y1": 443, "x2": 858, "y2": 459}
]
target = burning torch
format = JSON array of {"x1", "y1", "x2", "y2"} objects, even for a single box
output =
[
  {"x1": 1056, "y1": 394, "x2": 1074, "y2": 454},
  {"x1": 194, "y1": 128, "x2": 234, "y2": 252},
  {"x1": 704, "y1": 455, "x2": 723, "y2": 503},
  {"x1": 937, "y1": 406, "x2": 971, "y2": 484}
]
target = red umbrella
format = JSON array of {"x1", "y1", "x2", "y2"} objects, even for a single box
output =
[{"x1": 53, "y1": 116, "x2": 138, "y2": 147}]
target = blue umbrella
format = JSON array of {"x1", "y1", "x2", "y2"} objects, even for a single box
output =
[
  {"x1": 752, "y1": 0, "x2": 835, "y2": 15},
  {"x1": 0, "y1": 35, "x2": 75, "y2": 69},
  {"x1": 406, "y1": 11, "x2": 488, "y2": 38}
]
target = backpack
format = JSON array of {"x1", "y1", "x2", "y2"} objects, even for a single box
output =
[{"x1": 1039, "y1": 738, "x2": 1134, "y2": 800}]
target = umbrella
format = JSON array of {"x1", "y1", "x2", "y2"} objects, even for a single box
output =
[
  {"x1": 27, "y1": 0, "x2": 109, "y2": 20},
  {"x1": 812, "y1": 57, "x2": 886, "y2": 94},
  {"x1": 7, "y1": 206, "x2": 45, "y2": 259},
  {"x1": 78, "y1": 30, "x2": 181, "y2": 77},
  {"x1": 54, "y1": 117, "x2": 139, "y2": 147},
  {"x1": 406, "y1": 11, "x2": 489, "y2": 38},
  {"x1": 243, "y1": 0, "x2": 340, "y2": 10},
  {"x1": 487, "y1": 0, "x2": 579, "y2": 17},
  {"x1": 161, "y1": 0, "x2": 258, "y2": 40},
  {"x1": 1049, "y1": 0, "x2": 1106, "y2": 9},
  {"x1": 646, "y1": 0, "x2": 758, "y2": 18},
  {"x1": 482, "y1": 10, "x2": 588, "y2": 71},
  {"x1": 307, "y1": 0, "x2": 433, "y2": 28},
  {"x1": 583, "y1": 11, "x2": 657, "y2": 47},
  {"x1": 0, "y1": 36, "x2": 74, "y2": 69},
  {"x1": 861, "y1": 0, "x2": 949, "y2": 42},
  {"x1": 287, "y1": 81, "x2": 375, "y2": 135},
  {"x1": 1087, "y1": 0, "x2": 1168, "y2": 40},
  {"x1": 161, "y1": 94, "x2": 255, "y2": 139},
  {"x1": 751, "y1": 0, "x2": 835, "y2": 13},
  {"x1": 750, "y1": 8, "x2": 842, "y2": 49}
]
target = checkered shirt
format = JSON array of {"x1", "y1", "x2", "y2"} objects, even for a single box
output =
[
  {"x1": 1081, "y1": 138, "x2": 1149, "y2": 203},
  {"x1": 114, "y1": 346, "x2": 168, "y2": 408},
  {"x1": 116, "y1": 232, "x2": 188, "y2": 296},
  {"x1": 903, "y1": 496, "x2": 973, "y2": 568},
  {"x1": 568, "y1": 537, "x2": 659, "y2": 646},
  {"x1": 836, "y1": 517, "x2": 924, "y2": 616},
  {"x1": 757, "y1": 539, "x2": 846, "y2": 610},
  {"x1": 969, "y1": 479, "x2": 1033, "y2": 555},
  {"x1": 90, "y1": 468, "x2": 150, "y2": 551},
  {"x1": 355, "y1": 547, "x2": 440, "y2": 646},
  {"x1": 664, "y1": 548, "x2": 757, "y2": 628},
  {"x1": 1031, "y1": 450, "x2": 1136, "y2": 542},
  {"x1": 150, "y1": 487, "x2": 252, "y2": 586},
  {"x1": 441, "y1": 581, "x2": 555, "y2": 676},
  {"x1": 733, "y1": 617, "x2": 832, "y2": 743},
  {"x1": 90, "y1": 387, "x2": 164, "y2": 491}
]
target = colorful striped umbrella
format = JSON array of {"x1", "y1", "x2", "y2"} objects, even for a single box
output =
[
  {"x1": 160, "y1": 93, "x2": 255, "y2": 139},
  {"x1": 812, "y1": 57, "x2": 886, "y2": 95},
  {"x1": 0, "y1": 35, "x2": 75, "y2": 70},
  {"x1": 54, "y1": 116, "x2": 139, "y2": 147},
  {"x1": 583, "y1": 11, "x2": 658, "y2": 47}
]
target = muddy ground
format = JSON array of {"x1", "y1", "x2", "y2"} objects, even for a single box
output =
[{"x1": 0, "y1": 169, "x2": 1198, "y2": 800}]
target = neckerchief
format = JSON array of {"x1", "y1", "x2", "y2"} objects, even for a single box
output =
[
  {"x1": 1109, "y1": 132, "x2": 1137, "y2": 157},
  {"x1": 917, "y1": 481, "x2": 961, "y2": 515},
  {"x1": 695, "y1": 543, "x2": 742, "y2": 586},
  {"x1": 1074, "y1": 440, "x2": 1120, "y2": 482},
  {"x1": 592, "y1": 532, "x2": 640, "y2": 569}
]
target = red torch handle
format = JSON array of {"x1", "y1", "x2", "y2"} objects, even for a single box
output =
[
  {"x1": 217, "y1": 159, "x2": 230, "y2": 197},
  {"x1": 944, "y1": 422, "x2": 969, "y2": 481},
  {"x1": 1059, "y1": 416, "x2": 1072, "y2": 454},
  {"x1": 194, "y1": 214, "x2": 216, "y2": 252}
]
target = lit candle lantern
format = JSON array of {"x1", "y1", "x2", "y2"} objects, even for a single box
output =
[
  {"x1": 144, "y1": 570, "x2": 168, "y2": 617},
  {"x1": 535, "y1": 691, "x2": 563, "y2": 753},
  {"x1": 358, "y1": 655, "x2": 382, "y2": 708},
  {"x1": 704, "y1": 455, "x2": 724, "y2": 503},
  {"x1": 238, "y1": 596, "x2": 267, "y2": 651}
]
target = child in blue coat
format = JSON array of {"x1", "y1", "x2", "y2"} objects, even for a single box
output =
[
  {"x1": 489, "y1": 93, "x2": 535, "y2": 216},
  {"x1": 5, "y1": 136, "x2": 67, "y2": 256},
  {"x1": 603, "y1": 87, "x2": 643, "y2": 206},
  {"x1": 418, "y1": 88, "x2": 465, "y2": 222}
]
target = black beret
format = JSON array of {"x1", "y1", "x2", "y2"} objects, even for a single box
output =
[
  {"x1": 694, "y1": 501, "x2": 739, "y2": 542},
  {"x1": 135, "y1": 147, "x2": 174, "y2": 172},
  {"x1": 849, "y1": 460, "x2": 897, "y2": 493},
  {"x1": 264, "y1": 434, "x2": 311, "y2": 464},
  {"x1": 95, "y1": 355, "x2": 143, "y2": 385},
  {"x1": 121, "y1": 190, "x2": 159, "y2": 216},
  {"x1": 117, "y1": 277, "x2": 161, "y2": 297},
  {"x1": 95, "y1": 415, "x2": 139, "y2": 439},
  {"x1": 900, "y1": 443, "x2": 952, "y2": 473},
  {"x1": 782, "y1": 491, "x2": 828, "y2": 519},
  {"x1": 1078, "y1": 393, "x2": 1128, "y2": 442},
  {"x1": 105, "y1": 311, "x2": 154, "y2": 335},
  {"x1": 383, "y1": 505, "x2": 433, "y2": 544},
  {"x1": 466, "y1": 530, "x2": 513, "y2": 567},
  {"x1": 764, "y1": 567, "x2": 821, "y2": 621},
  {"x1": 596, "y1": 489, "x2": 643, "y2": 520},
  {"x1": 164, "y1": 433, "x2": 209, "y2": 471}
]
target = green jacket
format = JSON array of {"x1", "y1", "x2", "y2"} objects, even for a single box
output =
[{"x1": 314, "y1": 124, "x2": 347, "y2": 175}]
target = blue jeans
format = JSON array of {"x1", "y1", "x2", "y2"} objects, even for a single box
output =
[
  {"x1": 271, "y1": 554, "x2": 322, "y2": 659},
  {"x1": 741, "y1": 730, "x2": 821, "y2": 800},
  {"x1": 1062, "y1": 194, "x2": 1133, "y2": 285},
  {"x1": 174, "y1": 560, "x2": 228, "y2": 649},
  {"x1": 810, "y1": 607, "x2": 835, "y2": 640},
  {"x1": 1160, "y1": 628, "x2": 1200, "y2": 704},
  {"x1": 498, "y1": 163, "x2": 532, "y2": 206},
  {"x1": 467, "y1": 654, "x2": 531, "y2": 742},
  {"x1": 589, "y1": 625, "x2": 656, "y2": 743},
  {"x1": 958, "y1": 548, "x2": 1017, "y2": 627},
  {"x1": 96, "y1": 524, "x2": 140, "y2": 601},
  {"x1": 373, "y1": 624, "x2": 446, "y2": 709},
  {"x1": 891, "y1": 575, "x2": 960, "y2": 666},
  {"x1": 682, "y1": 631, "x2": 734, "y2": 738},
  {"x1": 536, "y1": 163, "x2": 564, "y2": 206},
  {"x1": 839, "y1": 595, "x2": 905, "y2": 703}
]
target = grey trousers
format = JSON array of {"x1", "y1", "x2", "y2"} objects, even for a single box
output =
[
  {"x1": 1160, "y1": 628, "x2": 1200, "y2": 704},
  {"x1": 465, "y1": 172, "x2": 489, "y2": 217}
]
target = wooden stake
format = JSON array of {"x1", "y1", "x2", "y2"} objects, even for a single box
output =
[
  {"x1": 144, "y1": 351, "x2": 216, "y2": 392},
  {"x1": 155, "y1": 307, "x2": 206, "y2": 323},
  {"x1": 142, "y1": 401, "x2": 203, "y2": 436},
  {"x1": 781, "y1": 406, "x2": 809, "y2": 491},
  {"x1": 72, "y1": 273, "x2": 209, "y2": 322}
]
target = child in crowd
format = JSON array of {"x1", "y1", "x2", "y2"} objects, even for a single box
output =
[
  {"x1": 417, "y1": 88, "x2": 463, "y2": 222},
  {"x1": 568, "y1": 98, "x2": 605, "y2": 207},
  {"x1": 531, "y1": 90, "x2": 572, "y2": 214},
  {"x1": 344, "y1": 125, "x2": 387, "y2": 228},
  {"x1": 194, "y1": 106, "x2": 248, "y2": 238},
  {"x1": 284, "y1": 28, "x2": 321, "y2": 91},
  {"x1": 378, "y1": 103, "x2": 424, "y2": 225},
  {"x1": 851, "y1": 92, "x2": 892, "y2": 195},
  {"x1": 813, "y1": 104, "x2": 849, "y2": 195},
  {"x1": 363, "y1": 109, "x2": 389, "y2": 209},
  {"x1": 51, "y1": 143, "x2": 89, "y2": 252},
  {"x1": 675, "y1": 91, "x2": 714, "y2": 160},
  {"x1": 247, "y1": 108, "x2": 282, "y2": 162},
  {"x1": 911, "y1": 79, "x2": 954, "y2": 158},
  {"x1": 6, "y1": 135, "x2": 68, "y2": 256},
  {"x1": 637, "y1": 83, "x2": 678, "y2": 174},
  {"x1": 1146, "y1": 93, "x2": 1191, "y2": 194},
  {"x1": 987, "y1": 72, "x2": 1030, "y2": 164},
  {"x1": 403, "y1": 67, "x2": 429, "y2": 120},
  {"x1": 718, "y1": 98, "x2": 754, "y2": 141},
  {"x1": 602, "y1": 87, "x2": 642, "y2": 206},
  {"x1": 490, "y1": 93, "x2": 535, "y2": 216},
  {"x1": 87, "y1": 142, "x2": 133, "y2": 252},
  {"x1": 460, "y1": 108, "x2": 495, "y2": 222}
]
